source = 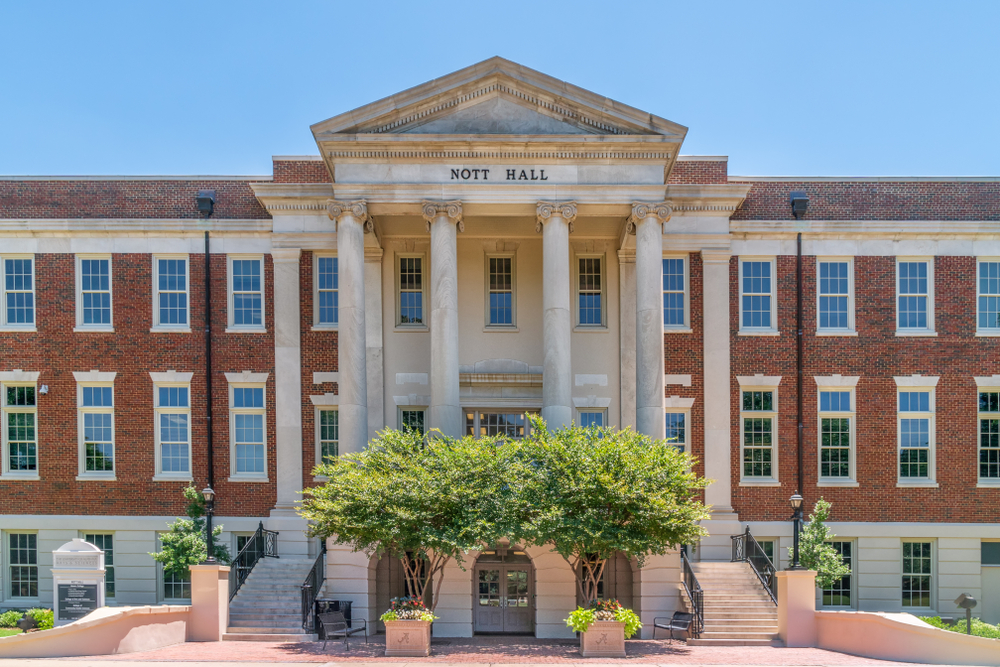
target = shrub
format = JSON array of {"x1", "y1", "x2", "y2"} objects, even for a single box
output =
[
  {"x1": 565, "y1": 599, "x2": 642, "y2": 639},
  {"x1": 25, "y1": 609, "x2": 53, "y2": 631},
  {"x1": 0, "y1": 610, "x2": 21, "y2": 628},
  {"x1": 920, "y1": 616, "x2": 1000, "y2": 639}
]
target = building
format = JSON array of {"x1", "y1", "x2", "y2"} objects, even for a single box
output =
[{"x1": 2, "y1": 58, "x2": 1000, "y2": 638}]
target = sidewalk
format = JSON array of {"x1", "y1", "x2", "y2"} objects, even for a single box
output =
[{"x1": 0, "y1": 636, "x2": 977, "y2": 666}]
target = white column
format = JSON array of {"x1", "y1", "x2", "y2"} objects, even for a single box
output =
[
  {"x1": 632, "y1": 202, "x2": 671, "y2": 440},
  {"x1": 365, "y1": 248, "x2": 384, "y2": 441},
  {"x1": 270, "y1": 248, "x2": 303, "y2": 509},
  {"x1": 327, "y1": 200, "x2": 368, "y2": 454},
  {"x1": 537, "y1": 201, "x2": 576, "y2": 429},
  {"x1": 424, "y1": 201, "x2": 463, "y2": 438},
  {"x1": 618, "y1": 249, "x2": 637, "y2": 429}
]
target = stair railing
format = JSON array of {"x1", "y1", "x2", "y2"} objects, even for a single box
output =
[
  {"x1": 300, "y1": 542, "x2": 327, "y2": 631},
  {"x1": 730, "y1": 527, "x2": 777, "y2": 604},
  {"x1": 228, "y1": 521, "x2": 279, "y2": 601},
  {"x1": 680, "y1": 550, "x2": 704, "y2": 638}
]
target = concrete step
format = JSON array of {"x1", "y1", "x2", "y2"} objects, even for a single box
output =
[
  {"x1": 688, "y1": 638, "x2": 784, "y2": 647},
  {"x1": 704, "y1": 619, "x2": 779, "y2": 627},
  {"x1": 698, "y1": 631, "x2": 780, "y2": 640},
  {"x1": 223, "y1": 632, "x2": 317, "y2": 642},
  {"x1": 230, "y1": 605, "x2": 304, "y2": 613},
  {"x1": 229, "y1": 621, "x2": 305, "y2": 630},
  {"x1": 230, "y1": 614, "x2": 303, "y2": 623}
]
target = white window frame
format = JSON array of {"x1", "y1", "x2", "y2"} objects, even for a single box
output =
[
  {"x1": 573, "y1": 253, "x2": 607, "y2": 329},
  {"x1": 76, "y1": 375, "x2": 116, "y2": 481},
  {"x1": 895, "y1": 376, "x2": 938, "y2": 487},
  {"x1": 395, "y1": 253, "x2": 428, "y2": 329},
  {"x1": 152, "y1": 379, "x2": 193, "y2": 481},
  {"x1": 75, "y1": 254, "x2": 114, "y2": 332},
  {"x1": 155, "y1": 533, "x2": 191, "y2": 603},
  {"x1": 5, "y1": 531, "x2": 39, "y2": 602},
  {"x1": 315, "y1": 406, "x2": 340, "y2": 468},
  {"x1": 895, "y1": 257, "x2": 935, "y2": 336},
  {"x1": 228, "y1": 379, "x2": 268, "y2": 482},
  {"x1": 0, "y1": 254, "x2": 36, "y2": 331},
  {"x1": 484, "y1": 252, "x2": 517, "y2": 329},
  {"x1": 821, "y1": 539, "x2": 856, "y2": 609},
  {"x1": 815, "y1": 377, "x2": 860, "y2": 486},
  {"x1": 976, "y1": 376, "x2": 1000, "y2": 487},
  {"x1": 465, "y1": 409, "x2": 538, "y2": 439},
  {"x1": 398, "y1": 406, "x2": 427, "y2": 435},
  {"x1": 737, "y1": 375, "x2": 781, "y2": 486},
  {"x1": 901, "y1": 540, "x2": 936, "y2": 611},
  {"x1": 664, "y1": 403, "x2": 692, "y2": 452},
  {"x1": 81, "y1": 532, "x2": 115, "y2": 601},
  {"x1": 576, "y1": 408, "x2": 608, "y2": 429},
  {"x1": 151, "y1": 254, "x2": 191, "y2": 332},
  {"x1": 662, "y1": 254, "x2": 691, "y2": 332},
  {"x1": 1, "y1": 381, "x2": 40, "y2": 480},
  {"x1": 816, "y1": 257, "x2": 856, "y2": 335},
  {"x1": 312, "y1": 253, "x2": 338, "y2": 330},
  {"x1": 976, "y1": 257, "x2": 1000, "y2": 336},
  {"x1": 227, "y1": 254, "x2": 266, "y2": 332},
  {"x1": 738, "y1": 257, "x2": 778, "y2": 335}
]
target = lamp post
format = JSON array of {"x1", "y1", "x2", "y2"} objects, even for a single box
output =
[
  {"x1": 789, "y1": 493, "x2": 804, "y2": 570},
  {"x1": 202, "y1": 486, "x2": 217, "y2": 564}
]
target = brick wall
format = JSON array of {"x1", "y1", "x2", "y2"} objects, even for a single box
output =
[
  {"x1": 729, "y1": 255, "x2": 1000, "y2": 523},
  {"x1": 668, "y1": 161, "x2": 728, "y2": 184},
  {"x1": 273, "y1": 160, "x2": 331, "y2": 184}
]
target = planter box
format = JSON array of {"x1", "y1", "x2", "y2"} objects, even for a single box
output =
[
  {"x1": 580, "y1": 620, "x2": 626, "y2": 658},
  {"x1": 384, "y1": 619, "x2": 431, "y2": 657}
]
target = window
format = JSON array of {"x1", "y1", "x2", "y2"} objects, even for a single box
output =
[
  {"x1": 163, "y1": 569, "x2": 191, "y2": 600},
  {"x1": 228, "y1": 256, "x2": 264, "y2": 330},
  {"x1": 817, "y1": 259, "x2": 854, "y2": 333},
  {"x1": 818, "y1": 389, "x2": 855, "y2": 482},
  {"x1": 8, "y1": 533, "x2": 37, "y2": 599},
  {"x1": 230, "y1": 384, "x2": 266, "y2": 479},
  {"x1": 396, "y1": 255, "x2": 425, "y2": 327},
  {"x1": 662, "y1": 257, "x2": 689, "y2": 329},
  {"x1": 465, "y1": 410, "x2": 535, "y2": 439},
  {"x1": 79, "y1": 383, "x2": 115, "y2": 478},
  {"x1": 400, "y1": 409, "x2": 425, "y2": 435},
  {"x1": 902, "y1": 541, "x2": 933, "y2": 608},
  {"x1": 740, "y1": 386, "x2": 778, "y2": 483},
  {"x1": 978, "y1": 260, "x2": 1000, "y2": 333},
  {"x1": 979, "y1": 391, "x2": 1000, "y2": 481},
  {"x1": 739, "y1": 259, "x2": 777, "y2": 333},
  {"x1": 577, "y1": 257, "x2": 604, "y2": 327},
  {"x1": 757, "y1": 540, "x2": 776, "y2": 565},
  {"x1": 896, "y1": 259, "x2": 934, "y2": 333},
  {"x1": 152, "y1": 256, "x2": 189, "y2": 330},
  {"x1": 3, "y1": 384, "x2": 37, "y2": 477},
  {"x1": 823, "y1": 541, "x2": 853, "y2": 608},
  {"x1": 314, "y1": 255, "x2": 338, "y2": 327},
  {"x1": 982, "y1": 541, "x2": 1000, "y2": 566},
  {"x1": 665, "y1": 412, "x2": 687, "y2": 452},
  {"x1": 1, "y1": 256, "x2": 35, "y2": 329},
  {"x1": 84, "y1": 533, "x2": 115, "y2": 599},
  {"x1": 318, "y1": 409, "x2": 339, "y2": 463},
  {"x1": 76, "y1": 256, "x2": 112, "y2": 329},
  {"x1": 155, "y1": 384, "x2": 191, "y2": 479},
  {"x1": 578, "y1": 411, "x2": 605, "y2": 428},
  {"x1": 486, "y1": 255, "x2": 515, "y2": 327},
  {"x1": 897, "y1": 388, "x2": 935, "y2": 483}
]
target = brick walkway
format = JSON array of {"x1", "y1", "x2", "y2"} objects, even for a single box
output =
[{"x1": 54, "y1": 636, "x2": 963, "y2": 665}]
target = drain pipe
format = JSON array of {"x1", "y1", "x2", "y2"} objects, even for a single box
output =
[
  {"x1": 197, "y1": 191, "x2": 216, "y2": 489},
  {"x1": 790, "y1": 192, "x2": 809, "y2": 499}
]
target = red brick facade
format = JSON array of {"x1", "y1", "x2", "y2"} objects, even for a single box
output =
[
  {"x1": 273, "y1": 160, "x2": 331, "y2": 184},
  {"x1": 668, "y1": 160, "x2": 728, "y2": 184}
]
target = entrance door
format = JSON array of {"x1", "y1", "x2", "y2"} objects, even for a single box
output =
[{"x1": 474, "y1": 564, "x2": 533, "y2": 633}]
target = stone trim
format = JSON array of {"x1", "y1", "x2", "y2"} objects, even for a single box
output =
[
  {"x1": 893, "y1": 374, "x2": 940, "y2": 387},
  {"x1": 0, "y1": 370, "x2": 40, "y2": 383},
  {"x1": 664, "y1": 396, "x2": 696, "y2": 409},
  {"x1": 73, "y1": 370, "x2": 117, "y2": 383},
  {"x1": 813, "y1": 374, "x2": 861, "y2": 387},
  {"x1": 148, "y1": 371, "x2": 194, "y2": 383},
  {"x1": 737, "y1": 374, "x2": 782, "y2": 387},
  {"x1": 309, "y1": 394, "x2": 339, "y2": 406},
  {"x1": 313, "y1": 372, "x2": 339, "y2": 385},
  {"x1": 225, "y1": 371, "x2": 270, "y2": 384}
]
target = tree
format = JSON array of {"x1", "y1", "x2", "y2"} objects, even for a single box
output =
[
  {"x1": 299, "y1": 429, "x2": 512, "y2": 612},
  {"x1": 150, "y1": 486, "x2": 231, "y2": 576},
  {"x1": 790, "y1": 497, "x2": 850, "y2": 590},
  {"x1": 513, "y1": 417, "x2": 711, "y2": 603}
]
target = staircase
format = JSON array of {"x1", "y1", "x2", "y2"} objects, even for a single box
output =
[
  {"x1": 686, "y1": 561, "x2": 780, "y2": 646},
  {"x1": 223, "y1": 557, "x2": 319, "y2": 641}
]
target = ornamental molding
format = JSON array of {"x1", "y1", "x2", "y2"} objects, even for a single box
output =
[
  {"x1": 225, "y1": 371, "x2": 270, "y2": 384},
  {"x1": 814, "y1": 374, "x2": 861, "y2": 387},
  {"x1": 310, "y1": 393, "x2": 339, "y2": 407},
  {"x1": 270, "y1": 248, "x2": 302, "y2": 263},
  {"x1": 73, "y1": 370, "x2": 117, "y2": 383},
  {"x1": 148, "y1": 370, "x2": 194, "y2": 384},
  {"x1": 421, "y1": 200, "x2": 464, "y2": 232},
  {"x1": 975, "y1": 375, "x2": 1000, "y2": 388},
  {"x1": 535, "y1": 201, "x2": 577, "y2": 233},
  {"x1": 893, "y1": 374, "x2": 940, "y2": 387},
  {"x1": 664, "y1": 396, "x2": 696, "y2": 409},
  {"x1": 736, "y1": 374, "x2": 782, "y2": 387},
  {"x1": 325, "y1": 149, "x2": 674, "y2": 160},
  {"x1": 326, "y1": 199, "x2": 373, "y2": 234},
  {"x1": 0, "y1": 369, "x2": 40, "y2": 383}
]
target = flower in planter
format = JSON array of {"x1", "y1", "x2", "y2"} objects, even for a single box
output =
[
  {"x1": 380, "y1": 596, "x2": 438, "y2": 623},
  {"x1": 565, "y1": 599, "x2": 642, "y2": 638}
]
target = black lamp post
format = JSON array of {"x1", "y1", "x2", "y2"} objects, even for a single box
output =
[
  {"x1": 202, "y1": 486, "x2": 217, "y2": 564},
  {"x1": 789, "y1": 493, "x2": 804, "y2": 570}
]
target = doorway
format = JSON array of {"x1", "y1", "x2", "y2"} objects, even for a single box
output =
[{"x1": 473, "y1": 548, "x2": 534, "y2": 634}]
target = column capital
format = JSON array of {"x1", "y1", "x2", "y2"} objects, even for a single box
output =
[
  {"x1": 626, "y1": 200, "x2": 674, "y2": 234},
  {"x1": 326, "y1": 199, "x2": 372, "y2": 232},
  {"x1": 535, "y1": 201, "x2": 577, "y2": 233},
  {"x1": 421, "y1": 200, "x2": 464, "y2": 232}
]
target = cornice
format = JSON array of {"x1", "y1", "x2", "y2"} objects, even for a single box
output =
[
  {"x1": 0, "y1": 219, "x2": 272, "y2": 235},
  {"x1": 731, "y1": 219, "x2": 1000, "y2": 239}
]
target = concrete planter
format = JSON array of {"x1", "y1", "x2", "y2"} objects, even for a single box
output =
[
  {"x1": 580, "y1": 620, "x2": 626, "y2": 658},
  {"x1": 383, "y1": 619, "x2": 431, "y2": 657}
]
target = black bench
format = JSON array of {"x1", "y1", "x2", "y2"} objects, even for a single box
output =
[
  {"x1": 652, "y1": 611, "x2": 695, "y2": 642},
  {"x1": 318, "y1": 611, "x2": 368, "y2": 649}
]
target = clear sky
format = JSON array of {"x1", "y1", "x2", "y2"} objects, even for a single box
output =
[{"x1": 2, "y1": 1, "x2": 998, "y2": 177}]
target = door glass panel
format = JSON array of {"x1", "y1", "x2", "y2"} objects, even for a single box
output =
[
  {"x1": 506, "y1": 569, "x2": 529, "y2": 607},
  {"x1": 478, "y1": 569, "x2": 500, "y2": 606}
]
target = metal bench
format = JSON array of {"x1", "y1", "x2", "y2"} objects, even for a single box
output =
[
  {"x1": 652, "y1": 611, "x2": 694, "y2": 642},
  {"x1": 318, "y1": 611, "x2": 368, "y2": 649}
]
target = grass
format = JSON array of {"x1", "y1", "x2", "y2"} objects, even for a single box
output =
[
  {"x1": 0, "y1": 629, "x2": 21, "y2": 638},
  {"x1": 919, "y1": 616, "x2": 1000, "y2": 639}
]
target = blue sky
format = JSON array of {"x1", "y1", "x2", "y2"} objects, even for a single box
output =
[{"x1": 1, "y1": 1, "x2": 998, "y2": 177}]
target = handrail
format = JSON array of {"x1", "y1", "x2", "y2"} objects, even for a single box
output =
[
  {"x1": 730, "y1": 527, "x2": 777, "y2": 604},
  {"x1": 301, "y1": 543, "x2": 327, "y2": 630},
  {"x1": 680, "y1": 550, "x2": 703, "y2": 638},
  {"x1": 228, "y1": 521, "x2": 279, "y2": 601}
]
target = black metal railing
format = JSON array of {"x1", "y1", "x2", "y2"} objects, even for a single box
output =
[
  {"x1": 730, "y1": 527, "x2": 777, "y2": 604},
  {"x1": 228, "y1": 521, "x2": 279, "y2": 601},
  {"x1": 680, "y1": 549, "x2": 704, "y2": 637},
  {"x1": 301, "y1": 543, "x2": 326, "y2": 630}
]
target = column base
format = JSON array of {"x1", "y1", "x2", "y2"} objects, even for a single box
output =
[{"x1": 541, "y1": 405, "x2": 573, "y2": 430}]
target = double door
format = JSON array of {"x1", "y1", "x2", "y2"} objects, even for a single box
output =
[{"x1": 474, "y1": 564, "x2": 533, "y2": 633}]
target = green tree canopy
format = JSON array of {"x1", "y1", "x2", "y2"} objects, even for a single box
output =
[
  {"x1": 791, "y1": 497, "x2": 850, "y2": 589},
  {"x1": 150, "y1": 486, "x2": 231, "y2": 577}
]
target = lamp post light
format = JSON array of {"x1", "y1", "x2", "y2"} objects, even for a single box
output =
[
  {"x1": 202, "y1": 486, "x2": 217, "y2": 564},
  {"x1": 789, "y1": 493, "x2": 804, "y2": 570}
]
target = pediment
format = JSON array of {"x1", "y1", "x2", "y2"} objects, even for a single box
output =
[{"x1": 399, "y1": 95, "x2": 592, "y2": 135}]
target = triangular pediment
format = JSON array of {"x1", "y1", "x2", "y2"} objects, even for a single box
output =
[{"x1": 399, "y1": 95, "x2": 592, "y2": 135}]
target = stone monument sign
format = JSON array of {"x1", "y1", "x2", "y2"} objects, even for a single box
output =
[{"x1": 51, "y1": 538, "x2": 106, "y2": 626}]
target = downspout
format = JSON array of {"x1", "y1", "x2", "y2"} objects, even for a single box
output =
[
  {"x1": 205, "y1": 230, "x2": 214, "y2": 489},
  {"x1": 796, "y1": 232, "x2": 803, "y2": 497}
]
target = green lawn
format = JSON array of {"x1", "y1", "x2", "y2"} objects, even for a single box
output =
[{"x1": 0, "y1": 629, "x2": 21, "y2": 637}]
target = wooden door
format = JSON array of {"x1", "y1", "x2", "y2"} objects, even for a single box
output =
[
  {"x1": 503, "y1": 567, "x2": 532, "y2": 633},
  {"x1": 474, "y1": 564, "x2": 534, "y2": 633},
  {"x1": 475, "y1": 567, "x2": 504, "y2": 632}
]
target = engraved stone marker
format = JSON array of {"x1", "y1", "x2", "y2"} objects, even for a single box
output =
[{"x1": 52, "y1": 538, "x2": 106, "y2": 626}]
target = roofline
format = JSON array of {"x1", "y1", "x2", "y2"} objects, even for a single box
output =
[
  {"x1": 729, "y1": 175, "x2": 1000, "y2": 182},
  {"x1": 0, "y1": 175, "x2": 273, "y2": 181},
  {"x1": 272, "y1": 155, "x2": 323, "y2": 161},
  {"x1": 678, "y1": 155, "x2": 728, "y2": 162}
]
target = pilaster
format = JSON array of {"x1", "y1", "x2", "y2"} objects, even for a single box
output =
[
  {"x1": 617, "y1": 249, "x2": 637, "y2": 429},
  {"x1": 537, "y1": 201, "x2": 576, "y2": 429}
]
